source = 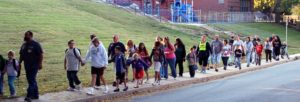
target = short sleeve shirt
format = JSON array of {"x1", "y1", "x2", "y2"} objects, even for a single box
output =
[
  {"x1": 20, "y1": 40, "x2": 43, "y2": 65},
  {"x1": 65, "y1": 48, "x2": 81, "y2": 71}
]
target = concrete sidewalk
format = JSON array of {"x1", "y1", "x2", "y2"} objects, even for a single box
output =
[{"x1": 3, "y1": 54, "x2": 300, "y2": 102}]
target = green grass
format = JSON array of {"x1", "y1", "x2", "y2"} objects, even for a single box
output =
[
  {"x1": 210, "y1": 23, "x2": 300, "y2": 54},
  {"x1": 0, "y1": 0, "x2": 205, "y2": 97}
]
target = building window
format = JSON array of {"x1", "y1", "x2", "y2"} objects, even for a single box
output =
[
  {"x1": 240, "y1": 0, "x2": 250, "y2": 12},
  {"x1": 218, "y1": 0, "x2": 224, "y2": 4}
]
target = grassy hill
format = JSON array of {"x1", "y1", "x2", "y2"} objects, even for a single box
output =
[{"x1": 0, "y1": 0, "x2": 203, "y2": 97}]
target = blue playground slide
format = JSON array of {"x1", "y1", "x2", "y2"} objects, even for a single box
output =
[{"x1": 172, "y1": 1, "x2": 198, "y2": 22}]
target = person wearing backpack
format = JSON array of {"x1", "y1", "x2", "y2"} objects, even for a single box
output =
[
  {"x1": 264, "y1": 38, "x2": 273, "y2": 63},
  {"x1": 0, "y1": 53, "x2": 6, "y2": 97},
  {"x1": 3, "y1": 50, "x2": 20, "y2": 98},
  {"x1": 150, "y1": 41, "x2": 166, "y2": 85},
  {"x1": 64, "y1": 40, "x2": 83, "y2": 91}
]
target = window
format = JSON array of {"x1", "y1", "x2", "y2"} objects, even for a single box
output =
[
  {"x1": 218, "y1": 0, "x2": 224, "y2": 4},
  {"x1": 240, "y1": 0, "x2": 250, "y2": 12}
]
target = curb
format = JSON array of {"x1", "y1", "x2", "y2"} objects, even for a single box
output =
[{"x1": 74, "y1": 56, "x2": 300, "y2": 102}]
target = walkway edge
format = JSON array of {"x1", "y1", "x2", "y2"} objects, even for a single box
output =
[{"x1": 74, "y1": 56, "x2": 300, "y2": 102}]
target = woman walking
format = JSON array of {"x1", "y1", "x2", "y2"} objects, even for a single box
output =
[
  {"x1": 221, "y1": 40, "x2": 231, "y2": 70},
  {"x1": 245, "y1": 37, "x2": 253, "y2": 67},
  {"x1": 174, "y1": 38, "x2": 186, "y2": 77},
  {"x1": 163, "y1": 37, "x2": 177, "y2": 80},
  {"x1": 137, "y1": 42, "x2": 152, "y2": 83},
  {"x1": 125, "y1": 40, "x2": 137, "y2": 82},
  {"x1": 196, "y1": 35, "x2": 212, "y2": 74},
  {"x1": 264, "y1": 38, "x2": 273, "y2": 63},
  {"x1": 272, "y1": 36, "x2": 282, "y2": 61}
]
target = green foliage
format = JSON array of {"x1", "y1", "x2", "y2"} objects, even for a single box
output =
[{"x1": 292, "y1": 4, "x2": 300, "y2": 15}]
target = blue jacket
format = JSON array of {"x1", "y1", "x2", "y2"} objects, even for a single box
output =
[{"x1": 132, "y1": 59, "x2": 149, "y2": 72}]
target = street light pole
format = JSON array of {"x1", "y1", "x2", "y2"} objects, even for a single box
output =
[{"x1": 286, "y1": 15, "x2": 288, "y2": 53}]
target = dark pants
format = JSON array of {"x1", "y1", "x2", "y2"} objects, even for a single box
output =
[
  {"x1": 222, "y1": 57, "x2": 229, "y2": 69},
  {"x1": 256, "y1": 55, "x2": 262, "y2": 65},
  {"x1": 0, "y1": 74, "x2": 3, "y2": 95},
  {"x1": 265, "y1": 50, "x2": 272, "y2": 62},
  {"x1": 188, "y1": 65, "x2": 195, "y2": 78},
  {"x1": 175, "y1": 59, "x2": 184, "y2": 76},
  {"x1": 67, "y1": 71, "x2": 81, "y2": 89},
  {"x1": 25, "y1": 64, "x2": 39, "y2": 98},
  {"x1": 96, "y1": 73, "x2": 101, "y2": 86}
]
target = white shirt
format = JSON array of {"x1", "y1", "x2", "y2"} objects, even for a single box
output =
[{"x1": 85, "y1": 42, "x2": 108, "y2": 68}]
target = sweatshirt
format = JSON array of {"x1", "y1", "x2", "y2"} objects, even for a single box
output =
[{"x1": 85, "y1": 42, "x2": 108, "y2": 68}]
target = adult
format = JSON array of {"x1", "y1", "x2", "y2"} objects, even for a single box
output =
[
  {"x1": 210, "y1": 35, "x2": 223, "y2": 72},
  {"x1": 108, "y1": 35, "x2": 126, "y2": 59},
  {"x1": 0, "y1": 54, "x2": 6, "y2": 96},
  {"x1": 163, "y1": 37, "x2": 177, "y2": 79},
  {"x1": 272, "y1": 36, "x2": 282, "y2": 61},
  {"x1": 197, "y1": 35, "x2": 212, "y2": 74},
  {"x1": 19, "y1": 31, "x2": 43, "y2": 102},
  {"x1": 84, "y1": 38, "x2": 109, "y2": 95},
  {"x1": 245, "y1": 36, "x2": 253, "y2": 67},
  {"x1": 221, "y1": 40, "x2": 231, "y2": 70},
  {"x1": 233, "y1": 35, "x2": 244, "y2": 68},
  {"x1": 174, "y1": 38, "x2": 186, "y2": 77},
  {"x1": 108, "y1": 35, "x2": 126, "y2": 85},
  {"x1": 125, "y1": 40, "x2": 137, "y2": 82},
  {"x1": 264, "y1": 38, "x2": 273, "y2": 63},
  {"x1": 87, "y1": 34, "x2": 101, "y2": 88}
]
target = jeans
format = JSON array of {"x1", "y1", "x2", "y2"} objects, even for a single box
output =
[
  {"x1": 235, "y1": 57, "x2": 242, "y2": 69},
  {"x1": 160, "y1": 61, "x2": 165, "y2": 78},
  {"x1": 188, "y1": 65, "x2": 195, "y2": 78},
  {"x1": 25, "y1": 64, "x2": 39, "y2": 98},
  {"x1": 221, "y1": 57, "x2": 229, "y2": 69},
  {"x1": 67, "y1": 71, "x2": 81, "y2": 89},
  {"x1": 175, "y1": 59, "x2": 184, "y2": 76},
  {"x1": 0, "y1": 74, "x2": 3, "y2": 95},
  {"x1": 165, "y1": 58, "x2": 177, "y2": 78},
  {"x1": 211, "y1": 53, "x2": 221, "y2": 65},
  {"x1": 8, "y1": 76, "x2": 17, "y2": 95},
  {"x1": 246, "y1": 52, "x2": 252, "y2": 66}
]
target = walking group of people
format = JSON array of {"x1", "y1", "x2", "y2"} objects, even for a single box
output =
[{"x1": 0, "y1": 31, "x2": 290, "y2": 102}]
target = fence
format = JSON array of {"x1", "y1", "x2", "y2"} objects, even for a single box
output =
[{"x1": 99, "y1": 0, "x2": 275, "y2": 24}]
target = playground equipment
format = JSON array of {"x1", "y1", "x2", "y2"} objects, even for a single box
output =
[{"x1": 171, "y1": 0, "x2": 198, "y2": 23}]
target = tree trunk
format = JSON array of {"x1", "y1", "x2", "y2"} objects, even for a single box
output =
[{"x1": 274, "y1": 0, "x2": 282, "y2": 23}]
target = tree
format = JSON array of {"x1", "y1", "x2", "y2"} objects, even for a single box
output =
[
  {"x1": 292, "y1": 4, "x2": 300, "y2": 15},
  {"x1": 274, "y1": 0, "x2": 299, "y2": 23},
  {"x1": 254, "y1": 0, "x2": 275, "y2": 13}
]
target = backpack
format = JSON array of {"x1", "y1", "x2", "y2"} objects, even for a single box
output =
[
  {"x1": 5, "y1": 59, "x2": 18, "y2": 71},
  {"x1": 65, "y1": 48, "x2": 81, "y2": 59}
]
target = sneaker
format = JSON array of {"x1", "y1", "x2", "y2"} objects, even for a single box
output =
[
  {"x1": 152, "y1": 82, "x2": 157, "y2": 86},
  {"x1": 113, "y1": 88, "x2": 120, "y2": 92},
  {"x1": 157, "y1": 81, "x2": 160, "y2": 85},
  {"x1": 247, "y1": 64, "x2": 250, "y2": 67},
  {"x1": 24, "y1": 97, "x2": 32, "y2": 102},
  {"x1": 75, "y1": 84, "x2": 82, "y2": 90},
  {"x1": 9, "y1": 94, "x2": 17, "y2": 98},
  {"x1": 86, "y1": 87, "x2": 94, "y2": 95},
  {"x1": 144, "y1": 80, "x2": 150, "y2": 84},
  {"x1": 123, "y1": 86, "x2": 128, "y2": 91},
  {"x1": 67, "y1": 87, "x2": 75, "y2": 91},
  {"x1": 215, "y1": 69, "x2": 218, "y2": 72},
  {"x1": 103, "y1": 86, "x2": 109, "y2": 94},
  {"x1": 112, "y1": 81, "x2": 117, "y2": 87}
]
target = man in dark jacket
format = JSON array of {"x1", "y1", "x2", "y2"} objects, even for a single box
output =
[
  {"x1": 0, "y1": 54, "x2": 6, "y2": 96},
  {"x1": 19, "y1": 31, "x2": 43, "y2": 102}
]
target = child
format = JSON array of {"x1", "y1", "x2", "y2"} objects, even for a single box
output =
[
  {"x1": 132, "y1": 53, "x2": 149, "y2": 88},
  {"x1": 137, "y1": 42, "x2": 152, "y2": 84},
  {"x1": 111, "y1": 46, "x2": 128, "y2": 92},
  {"x1": 150, "y1": 41, "x2": 165, "y2": 86},
  {"x1": 281, "y1": 41, "x2": 289, "y2": 59},
  {"x1": 186, "y1": 46, "x2": 198, "y2": 78},
  {"x1": 4, "y1": 50, "x2": 19, "y2": 97},
  {"x1": 255, "y1": 41, "x2": 264, "y2": 66},
  {"x1": 0, "y1": 54, "x2": 5, "y2": 96},
  {"x1": 234, "y1": 45, "x2": 243, "y2": 70},
  {"x1": 64, "y1": 40, "x2": 82, "y2": 91}
]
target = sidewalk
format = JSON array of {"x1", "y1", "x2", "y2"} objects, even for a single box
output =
[{"x1": 3, "y1": 54, "x2": 300, "y2": 102}]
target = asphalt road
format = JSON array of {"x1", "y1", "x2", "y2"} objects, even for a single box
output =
[{"x1": 132, "y1": 60, "x2": 300, "y2": 102}]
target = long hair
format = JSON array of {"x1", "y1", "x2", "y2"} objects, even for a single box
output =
[
  {"x1": 137, "y1": 42, "x2": 149, "y2": 56},
  {"x1": 164, "y1": 37, "x2": 173, "y2": 50},
  {"x1": 126, "y1": 40, "x2": 134, "y2": 49},
  {"x1": 175, "y1": 38, "x2": 185, "y2": 48}
]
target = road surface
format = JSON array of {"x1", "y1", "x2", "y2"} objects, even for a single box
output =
[{"x1": 132, "y1": 60, "x2": 300, "y2": 102}]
